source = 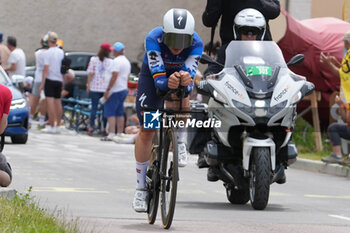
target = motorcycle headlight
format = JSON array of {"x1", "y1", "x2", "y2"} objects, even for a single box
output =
[
  {"x1": 232, "y1": 99, "x2": 253, "y2": 114},
  {"x1": 10, "y1": 98, "x2": 26, "y2": 110},
  {"x1": 213, "y1": 90, "x2": 227, "y2": 104},
  {"x1": 255, "y1": 100, "x2": 266, "y2": 108},
  {"x1": 269, "y1": 100, "x2": 287, "y2": 115},
  {"x1": 254, "y1": 100, "x2": 267, "y2": 117}
]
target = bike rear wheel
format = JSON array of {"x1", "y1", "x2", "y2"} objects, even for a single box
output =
[
  {"x1": 160, "y1": 128, "x2": 178, "y2": 229},
  {"x1": 147, "y1": 145, "x2": 160, "y2": 224}
]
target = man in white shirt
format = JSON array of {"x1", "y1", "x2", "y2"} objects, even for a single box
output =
[
  {"x1": 102, "y1": 42, "x2": 131, "y2": 141},
  {"x1": 39, "y1": 32, "x2": 64, "y2": 133},
  {"x1": 5, "y1": 36, "x2": 26, "y2": 79}
]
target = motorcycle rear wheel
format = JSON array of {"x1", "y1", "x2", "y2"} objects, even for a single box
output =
[{"x1": 249, "y1": 147, "x2": 271, "y2": 210}]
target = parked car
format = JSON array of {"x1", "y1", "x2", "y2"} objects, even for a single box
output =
[
  {"x1": 0, "y1": 67, "x2": 29, "y2": 144},
  {"x1": 25, "y1": 51, "x2": 94, "y2": 91}
]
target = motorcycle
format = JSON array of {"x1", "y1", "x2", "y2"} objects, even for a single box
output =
[{"x1": 195, "y1": 40, "x2": 314, "y2": 210}]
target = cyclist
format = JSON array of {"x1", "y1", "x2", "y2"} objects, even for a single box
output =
[{"x1": 133, "y1": 8, "x2": 203, "y2": 212}]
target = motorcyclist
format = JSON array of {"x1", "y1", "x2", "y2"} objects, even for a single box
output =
[{"x1": 205, "y1": 8, "x2": 267, "y2": 76}]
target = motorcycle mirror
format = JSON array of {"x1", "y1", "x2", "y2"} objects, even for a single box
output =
[
  {"x1": 200, "y1": 53, "x2": 224, "y2": 68},
  {"x1": 287, "y1": 54, "x2": 304, "y2": 66},
  {"x1": 300, "y1": 81, "x2": 315, "y2": 97}
]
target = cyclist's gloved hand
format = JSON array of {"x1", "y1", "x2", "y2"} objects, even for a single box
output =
[
  {"x1": 179, "y1": 71, "x2": 192, "y2": 87},
  {"x1": 168, "y1": 72, "x2": 181, "y2": 89}
]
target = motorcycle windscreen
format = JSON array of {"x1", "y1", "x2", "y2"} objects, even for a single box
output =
[{"x1": 224, "y1": 41, "x2": 287, "y2": 93}]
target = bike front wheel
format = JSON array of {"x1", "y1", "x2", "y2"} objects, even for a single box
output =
[{"x1": 160, "y1": 128, "x2": 178, "y2": 229}]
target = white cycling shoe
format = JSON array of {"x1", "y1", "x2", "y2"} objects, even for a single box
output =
[
  {"x1": 132, "y1": 189, "x2": 149, "y2": 213},
  {"x1": 178, "y1": 143, "x2": 188, "y2": 167}
]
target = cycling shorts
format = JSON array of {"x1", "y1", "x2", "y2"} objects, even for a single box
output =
[{"x1": 136, "y1": 63, "x2": 163, "y2": 125}]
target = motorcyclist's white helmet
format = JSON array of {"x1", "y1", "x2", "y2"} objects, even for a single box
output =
[
  {"x1": 233, "y1": 8, "x2": 266, "y2": 40},
  {"x1": 163, "y1": 8, "x2": 195, "y2": 49}
]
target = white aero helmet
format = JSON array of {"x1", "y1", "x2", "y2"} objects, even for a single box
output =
[
  {"x1": 233, "y1": 8, "x2": 266, "y2": 40},
  {"x1": 163, "y1": 8, "x2": 195, "y2": 49}
]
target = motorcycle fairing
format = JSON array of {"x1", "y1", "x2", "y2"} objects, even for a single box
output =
[{"x1": 242, "y1": 137, "x2": 276, "y2": 170}]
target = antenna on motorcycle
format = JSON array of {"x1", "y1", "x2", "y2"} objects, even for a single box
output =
[
  {"x1": 200, "y1": 53, "x2": 224, "y2": 68},
  {"x1": 287, "y1": 54, "x2": 304, "y2": 66}
]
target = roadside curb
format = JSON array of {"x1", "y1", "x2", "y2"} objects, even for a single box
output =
[
  {"x1": 0, "y1": 188, "x2": 17, "y2": 200},
  {"x1": 291, "y1": 158, "x2": 350, "y2": 178}
]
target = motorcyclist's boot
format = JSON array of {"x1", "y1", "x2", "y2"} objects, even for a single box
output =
[
  {"x1": 275, "y1": 165, "x2": 286, "y2": 184},
  {"x1": 276, "y1": 171, "x2": 286, "y2": 184},
  {"x1": 207, "y1": 166, "x2": 219, "y2": 182},
  {"x1": 197, "y1": 152, "x2": 209, "y2": 168}
]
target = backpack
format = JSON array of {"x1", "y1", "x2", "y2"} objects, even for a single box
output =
[{"x1": 61, "y1": 55, "x2": 71, "y2": 74}]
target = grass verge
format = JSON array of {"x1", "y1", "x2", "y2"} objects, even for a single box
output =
[
  {"x1": 294, "y1": 117, "x2": 331, "y2": 161},
  {"x1": 0, "y1": 187, "x2": 81, "y2": 233}
]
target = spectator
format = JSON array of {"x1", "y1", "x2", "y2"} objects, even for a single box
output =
[
  {"x1": 23, "y1": 76, "x2": 33, "y2": 96},
  {"x1": 0, "y1": 32, "x2": 10, "y2": 68},
  {"x1": 321, "y1": 96, "x2": 350, "y2": 165},
  {"x1": 202, "y1": 0, "x2": 280, "y2": 45},
  {"x1": 320, "y1": 30, "x2": 350, "y2": 165},
  {"x1": 86, "y1": 42, "x2": 113, "y2": 136},
  {"x1": 29, "y1": 36, "x2": 49, "y2": 128},
  {"x1": 5, "y1": 36, "x2": 26, "y2": 79},
  {"x1": 101, "y1": 42, "x2": 131, "y2": 141},
  {"x1": 39, "y1": 32, "x2": 64, "y2": 133},
  {"x1": 61, "y1": 69, "x2": 76, "y2": 98},
  {"x1": 113, "y1": 114, "x2": 140, "y2": 144},
  {"x1": 0, "y1": 83, "x2": 13, "y2": 187},
  {"x1": 56, "y1": 39, "x2": 64, "y2": 49}
]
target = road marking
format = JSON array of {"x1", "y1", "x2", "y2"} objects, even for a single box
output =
[
  {"x1": 305, "y1": 194, "x2": 350, "y2": 199},
  {"x1": 178, "y1": 190, "x2": 206, "y2": 194},
  {"x1": 215, "y1": 190, "x2": 292, "y2": 196},
  {"x1": 329, "y1": 214, "x2": 350, "y2": 221},
  {"x1": 116, "y1": 188, "x2": 134, "y2": 193},
  {"x1": 32, "y1": 187, "x2": 109, "y2": 194},
  {"x1": 270, "y1": 192, "x2": 292, "y2": 197}
]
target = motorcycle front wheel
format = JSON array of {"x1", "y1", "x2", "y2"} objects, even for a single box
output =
[{"x1": 249, "y1": 147, "x2": 271, "y2": 210}]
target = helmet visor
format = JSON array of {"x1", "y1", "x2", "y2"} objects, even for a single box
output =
[
  {"x1": 238, "y1": 26, "x2": 262, "y2": 36},
  {"x1": 163, "y1": 33, "x2": 193, "y2": 49}
]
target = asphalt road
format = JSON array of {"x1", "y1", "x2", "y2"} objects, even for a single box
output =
[{"x1": 3, "y1": 125, "x2": 350, "y2": 233}]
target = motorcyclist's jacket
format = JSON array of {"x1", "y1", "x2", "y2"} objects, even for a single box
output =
[{"x1": 143, "y1": 26, "x2": 203, "y2": 93}]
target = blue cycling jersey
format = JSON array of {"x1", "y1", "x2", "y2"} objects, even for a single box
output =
[{"x1": 143, "y1": 26, "x2": 203, "y2": 93}]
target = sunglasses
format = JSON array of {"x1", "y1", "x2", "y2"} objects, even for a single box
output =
[{"x1": 238, "y1": 27, "x2": 261, "y2": 36}]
